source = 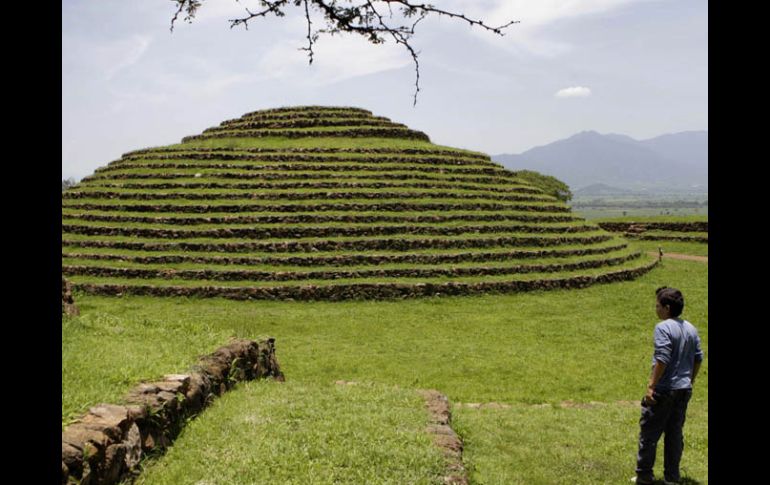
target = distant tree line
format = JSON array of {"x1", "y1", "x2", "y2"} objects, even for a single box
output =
[
  {"x1": 62, "y1": 178, "x2": 77, "y2": 192},
  {"x1": 572, "y1": 200, "x2": 707, "y2": 209},
  {"x1": 513, "y1": 170, "x2": 572, "y2": 202}
]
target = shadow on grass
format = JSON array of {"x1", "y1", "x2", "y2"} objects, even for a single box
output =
[{"x1": 650, "y1": 478, "x2": 701, "y2": 485}]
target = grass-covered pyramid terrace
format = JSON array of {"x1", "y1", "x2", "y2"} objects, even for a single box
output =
[{"x1": 62, "y1": 106, "x2": 657, "y2": 300}]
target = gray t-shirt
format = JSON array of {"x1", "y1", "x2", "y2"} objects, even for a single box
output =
[{"x1": 651, "y1": 318, "x2": 704, "y2": 391}]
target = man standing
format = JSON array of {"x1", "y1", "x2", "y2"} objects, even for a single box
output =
[{"x1": 633, "y1": 287, "x2": 704, "y2": 485}]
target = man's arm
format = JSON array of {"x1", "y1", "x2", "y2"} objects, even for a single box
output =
[
  {"x1": 645, "y1": 360, "x2": 667, "y2": 405},
  {"x1": 691, "y1": 360, "x2": 701, "y2": 385}
]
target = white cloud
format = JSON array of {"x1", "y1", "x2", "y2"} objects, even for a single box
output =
[
  {"x1": 101, "y1": 35, "x2": 153, "y2": 81},
  {"x1": 257, "y1": 34, "x2": 412, "y2": 85},
  {"x1": 437, "y1": 0, "x2": 651, "y2": 57},
  {"x1": 555, "y1": 86, "x2": 592, "y2": 98}
]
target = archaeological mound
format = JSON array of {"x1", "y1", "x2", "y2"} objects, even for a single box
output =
[{"x1": 62, "y1": 106, "x2": 656, "y2": 300}]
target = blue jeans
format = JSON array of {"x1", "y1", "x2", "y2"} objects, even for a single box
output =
[{"x1": 636, "y1": 388, "x2": 693, "y2": 482}]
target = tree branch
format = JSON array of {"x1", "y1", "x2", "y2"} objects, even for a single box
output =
[{"x1": 169, "y1": 0, "x2": 519, "y2": 104}]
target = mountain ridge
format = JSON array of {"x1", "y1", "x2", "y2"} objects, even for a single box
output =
[{"x1": 493, "y1": 130, "x2": 707, "y2": 191}]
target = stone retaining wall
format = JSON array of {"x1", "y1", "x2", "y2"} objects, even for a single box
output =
[
  {"x1": 61, "y1": 234, "x2": 612, "y2": 253},
  {"x1": 117, "y1": 153, "x2": 490, "y2": 166},
  {"x1": 597, "y1": 222, "x2": 708, "y2": 232},
  {"x1": 98, "y1": 161, "x2": 505, "y2": 175},
  {"x1": 181, "y1": 127, "x2": 431, "y2": 143},
  {"x1": 220, "y1": 112, "x2": 385, "y2": 125},
  {"x1": 122, "y1": 146, "x2": 490, "y2": 160},
  {"x1": 62, "y1": 252, "x2": 638, "y2": 282},
  {"x1": 61, "y1": 201, "x2": 571, "y2": 214},
  {"x1": 83, "y1": 172, "x2": 531, "y2": 186},
  {"x1": 71, "y1": 258, "x2": 658, "y2": 301},
  {"x1": 241, "y1": 106, "x2": 371, "y2": 117},
  {"x1": 61, "y1": 338, "x2": 284, "y2": 485},
  {"x1": 207, "y1": 118, "x2": 403, "y2": 131},
  {"x1": 62, "y1": 223, "x2": 593, "y2": 240},
  {"x1": 631, "y1": 234, "x2": 708, "y2": 243},
  {"x1": 63, "y1": 212, "x2": 576, "y2": 226},
  {"x1": 62, "y1": 190, "x2": 552, "y2": 203},
  {"x1": 84, "y1": 181, "x2": 543, "y2": 195},
  {"x1": 62, "y1": 243, "x2": 627, "y2": 267}
]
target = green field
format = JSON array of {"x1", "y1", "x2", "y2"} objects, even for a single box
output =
[
  {"x1": 63, "y1": 108, "x2": 707, "y2": 484},
  {"x1": 63, "y1": 258, "x2": 707, "y2": 484}
]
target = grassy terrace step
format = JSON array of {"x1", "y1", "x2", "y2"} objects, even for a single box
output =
[
  {"x1": 96, "y1": 160, "x2": 509, "y2": 175},
  {"x1": 134, "y1": 381, "x2": 445, "y2": 485},
  {"x1": 83, "y1": 171, "x2": 531, "y2": 186},
  {"x1": 182, "y1": 127, "x2": 431, "y2": 142},
  {"x1": 61, "y1": 211, "x2": 580, "y2": 225},
  {"x1": 61, "y1": 200, "x2": 572, "y2": 213},
  {"x1": 206, "y1": 117, "x2": 405, "y2": 131},
  {"x1": 115, "y1": 152, "x2": 492, "y2": 166},
  {"x1": 242, "y1": 105, "x2": 372, "y2": 116},
  {"x1": 62, "y1": 247, "x2": 637, "y2": 273},
  {"x1": 62, "y1": 250, "x2": 640, "y2": 282},
  {"x1": 226, "y1": 109, "x2": 376, "y2": 122},
  {"x1": 68, "y1": 253, "x2": 652, "y2": 288},
  {"x1": 62, "y1": 189, "x2": 554, "y2": 203},
  {"x1": 62, "y1": 222, "x2": 598, "y2": 240},
  {"x1": 93, "y1": 165, "x2": 521, "y2": 181},
  {"x1": 68, "y1": 255, "x2": 657, "y2": 300},
  {"x1": 62, "y1": 241, "x2": 629, "y2": 267},
  {"x1": 61, "y1": 216, "x2": 590, "y2": 230},
  {"x1": 80, "y1": 180, "x2": 544, "y2": 195},
  {"x1": 124, "y1": 144, "x2": 490, "y2": 160},
  {"x1": 61, "y1": 232, "x2": 614, "y2": 253}
]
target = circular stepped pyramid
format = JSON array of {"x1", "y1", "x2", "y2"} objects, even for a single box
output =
[{"x1": 63, "y1": 106, "x2": 657, "y2": 300}]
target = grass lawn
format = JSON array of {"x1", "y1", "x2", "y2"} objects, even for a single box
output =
[{"x1": 64, "y1": 258, "x2": 707, "y2": 483}]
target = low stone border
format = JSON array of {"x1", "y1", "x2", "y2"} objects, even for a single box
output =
[
  {"x1": 71, "y1": 258, "x2": 658, "y2": 301},
  {"x1": 62, "y1": 234, "x2": 613, "y2": 253},
  {"x1": 418, "y1": 390, "x2": 468, "y2": 485},
  {"x1": 62, "y1": 276, "x2": 79, "y2": 316},
  {"x1": 61, "y1": 202, "x2": 571, "y2": 214},
  {"x1": 61, "y1": 338, "x2": 284, "y2": 485}
]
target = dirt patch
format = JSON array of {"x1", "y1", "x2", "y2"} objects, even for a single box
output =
[{"x1": 647, "y1": 251, "x2": 708, "y2": 263}]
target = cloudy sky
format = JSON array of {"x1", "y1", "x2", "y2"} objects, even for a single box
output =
[{"x1": 62, "y1": 0, "x2": 707, "y2": 180}]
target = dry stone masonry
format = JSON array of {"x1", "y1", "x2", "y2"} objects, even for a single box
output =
[
  {"x1": 61, "y1": 338, "x2": 284, "y2": 485},
  {"x1": 62, "y1": 106, "x2": 657, "y2": 300}
]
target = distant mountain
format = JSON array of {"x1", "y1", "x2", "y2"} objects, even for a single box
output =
[{"x1": 493, "y1": 130, "x2": 707, "y2": 191}]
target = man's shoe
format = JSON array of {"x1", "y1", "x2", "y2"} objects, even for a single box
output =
[{"x1": 630, "y1": 475, "x2": 655, "y2": 484}]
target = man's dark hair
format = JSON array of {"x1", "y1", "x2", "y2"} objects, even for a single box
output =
[{"x1": 656, "y1": 287, "x2": 684, "y2": 318}]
